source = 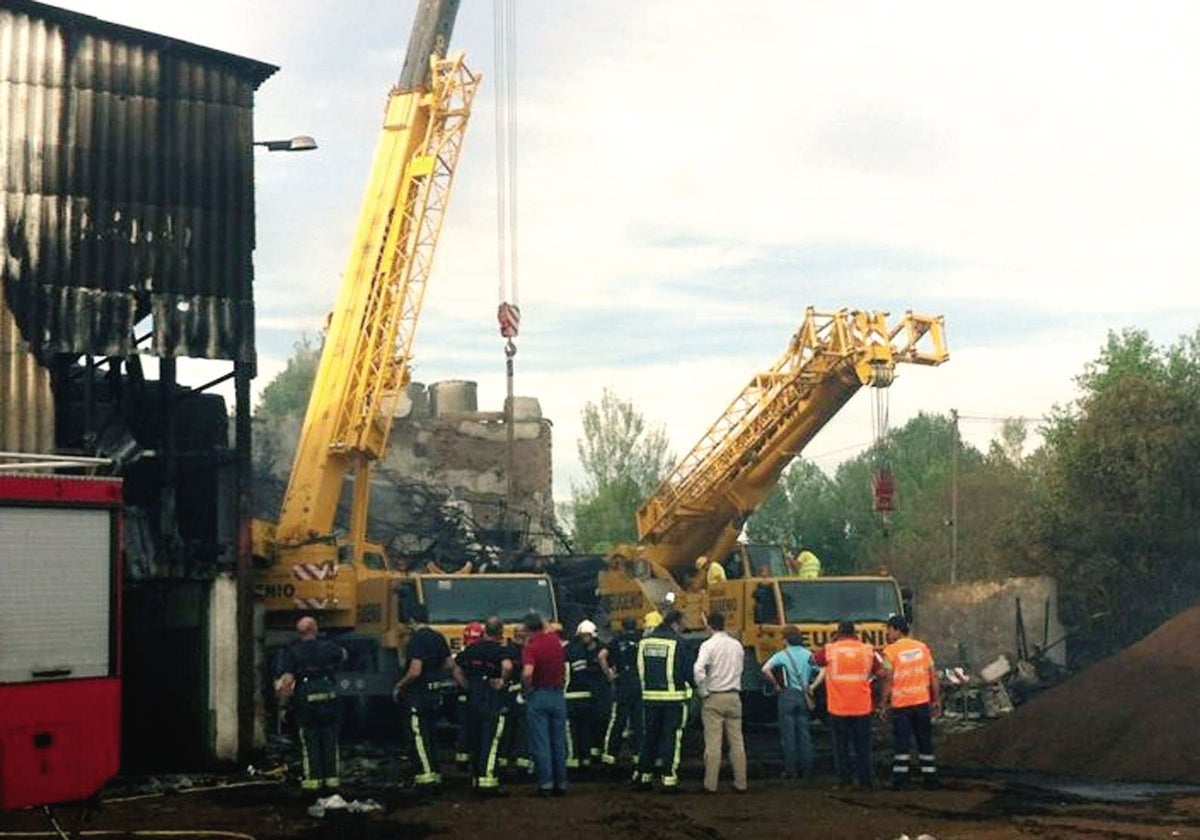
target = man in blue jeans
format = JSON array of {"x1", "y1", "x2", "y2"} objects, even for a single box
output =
[
  {"x1": 761, "y1": 625, "x2": 816, "y2": 780},
  {"x1": 521, "y1": 612, "x2": 568, "y2": 796}
]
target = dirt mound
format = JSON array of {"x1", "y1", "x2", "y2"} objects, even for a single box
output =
[{"x1": 942, "y1": 603, "x2": 1200, "y2": 783}]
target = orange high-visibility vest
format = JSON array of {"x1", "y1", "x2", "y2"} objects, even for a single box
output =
[
  {"x1": 824, "y1": 638, "x2": 875, "y2": 716},
  {"x1": 883, "y1": 637, "x2": 934, "y2": 708}
]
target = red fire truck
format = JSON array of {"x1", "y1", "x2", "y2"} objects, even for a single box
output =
[{"x1": 0, "y1": 467, "x2": 122, "y2": 810}]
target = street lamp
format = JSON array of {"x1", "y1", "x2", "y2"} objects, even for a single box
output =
[
  {"x1": 237, "y1": 129, "x2": 316, "y2": 759},
  {"x1": 253, "y1": 135, "x2": 317, "y2": 152}
]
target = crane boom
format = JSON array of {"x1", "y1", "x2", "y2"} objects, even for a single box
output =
[
  {"x1": 272, "y1": 4, "x2": 480, "y2": 550},
  {"x1": 251, "y1": 5, "x2": 562, "y2": 723},
  {"x1": 631, "y1": 308, "x2": 948, "y2": 574}
]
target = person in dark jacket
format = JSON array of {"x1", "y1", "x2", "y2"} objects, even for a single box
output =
[
  {"x1": 454, "y1": 621, "x2": 486, "y2": 767},
  {"x1": 276, "y1": 616, "x2": 347, "y2": 793},
  {"x1": 394, "y1": 604, "x2": 455, "y2": 793},
  {"x1": 453, "y1": 615, "x2": 515, "y2": 794},
  {"x1": 564, "y1": 619, "x2": 608, "y2": 771},
  {"x1": 633, "y1": 609, "x2": 695, "y2": 792},
  {"x1": 600, "y1": 616, "x2": 644, "y2": 769},
  {"x1": 496, "y1": 624, "x2": 531, "y2": 775}
]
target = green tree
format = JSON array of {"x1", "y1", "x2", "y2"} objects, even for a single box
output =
[
  {"x1": 569, "y1": 389, "x2": 674, "y2": 552},
  {"x1": 838, "y1": 413, "x2": 979, "y2": 580},
  {"x1": 255, "y1": 336, "x2": 320, "y2": 419},
  {"x1": 747, "y1": 411, "x2": 1041, "y2": 588},
  {"x1": 747, "y1": 459, "x2": 847, "y2": 568},
  {"x1": 1030, "y1": 327, "x2": 1200, "y2": 663}
]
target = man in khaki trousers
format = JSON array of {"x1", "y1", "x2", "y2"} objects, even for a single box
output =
[{"x1": 693, "y1": 612, "x2": 748, "y2": 793}]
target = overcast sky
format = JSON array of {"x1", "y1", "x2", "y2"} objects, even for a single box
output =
[{"x1": 48, "y1": 1, "x2": 1200, "y2": 498}]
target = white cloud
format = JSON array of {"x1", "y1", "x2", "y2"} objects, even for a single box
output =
[{"x1": 39, "y1": 1, "x2": 1200, "y2": 508}]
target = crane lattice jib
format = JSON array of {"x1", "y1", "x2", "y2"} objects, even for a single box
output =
[
  {"x1": 634, "y1": 309, "x2": 948, "y2": 562},
  {"x1": 275, "y1": 54, "x2": 479, "y2": 545}
]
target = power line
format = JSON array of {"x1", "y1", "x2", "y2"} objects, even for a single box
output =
[{"x1": 955, "y1": 413, "x2": 1047, "y2": 424}]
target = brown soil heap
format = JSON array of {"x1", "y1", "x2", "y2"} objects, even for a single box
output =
[{"x1": 942, "y1": 604, "x2": 1200, "y2": 783}]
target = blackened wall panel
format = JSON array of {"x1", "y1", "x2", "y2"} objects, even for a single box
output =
[
  {"x1": 0, "y1": 277, "x2": 54, "y2": 452},
  {"x1": 0, "y1": 1, "x2": 275, "y2": 362}
]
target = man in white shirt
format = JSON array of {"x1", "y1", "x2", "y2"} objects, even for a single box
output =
[{"x1": 693, "y1": 612, "x2": 748, "y2": 793}]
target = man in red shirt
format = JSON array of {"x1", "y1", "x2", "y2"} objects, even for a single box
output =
[
  {"x1": 812, "y1": 619, "x2": 887, "y2": 790},
  {"x1": 521, "y1": 612, "x2": 568, "y2": 796}
]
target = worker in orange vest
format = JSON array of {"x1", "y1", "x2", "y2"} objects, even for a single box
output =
[
  {"x1": 880, "y1": 614, "x2": 941, "y2": 790},
  {"x1": 812, "y1": 619, "x2": 886, "y2": 789}
]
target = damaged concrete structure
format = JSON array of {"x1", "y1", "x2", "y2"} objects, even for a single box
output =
[
  {"x1": 915, "y1": 576, "x2": 1067, "y2": 672},
  {"x1": 0, "y1": 0, "x2": 276, "y2": 767},
  {"x1": 254, "y1": 379, "x2": 559, "y2": 570}
]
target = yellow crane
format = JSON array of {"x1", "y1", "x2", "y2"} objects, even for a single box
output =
[
  {"x1": 598, "y1": 308, "x2": 948, "y2": 677},
  {"x1": 253, "y1": 0, "x2": 556, "y2": 705}
]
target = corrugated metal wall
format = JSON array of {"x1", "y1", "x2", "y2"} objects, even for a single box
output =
[
  {"x1": 0, "y1": 1, "x2": 276, "y2": 362},
  {"x1": 0, "y1": 276, "x2": 53, "y2": 451}
]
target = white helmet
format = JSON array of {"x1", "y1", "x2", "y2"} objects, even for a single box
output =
[{"x1": 576, "y1": 619, "x2": 598, "y2": 636}]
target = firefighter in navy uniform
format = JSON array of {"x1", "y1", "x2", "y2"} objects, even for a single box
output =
[
  {"x1": 453, "y1": 615, "x2": 515, "y2": 794},
  {"x1": 275, "y1": 616, "x2": 348, "y2": 793},
  {"x1": 564, "y1": 620, "x2": 608, "y2": 772},
  {"x1": 600, "y1": 616, "x2": 643, "y2": 770},
  {"x1": 497, "y1": 623, "x2": 532, "y2": 776},
  {"x1": 634, "y1": 609, "x2": 695, "y2": 792},
  {"x1": 394, "y1": 604, "x2": 455, "y2": 793},
  {"x1": 454, "y1": 621, "x2": 486, "y2": 767}
]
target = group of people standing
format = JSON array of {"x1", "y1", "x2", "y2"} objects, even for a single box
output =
[
  {"x1": 275, "y1": 604, "x2": 942, "y2": 797},
  {"x1": 758, "y1": 614, "x2": 942, "y2": 790}
]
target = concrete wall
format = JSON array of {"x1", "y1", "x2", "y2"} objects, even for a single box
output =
[
  {"x1": 383, "y1": 384, "x2": 555, "y2": 550},
  {"x1": 208, "y1": 575, "x2": 239, "y2": 761},
  {"x1": 915, "y1": 576, "x2": 1066, "y2": 672}
]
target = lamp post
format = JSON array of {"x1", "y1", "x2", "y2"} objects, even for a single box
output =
[
  {"x1": 235, "y1": 132, "x2": 318, "y2": 760},
  {"x1": 253, "y1": 135, "x2": 318, "y2": 152}
]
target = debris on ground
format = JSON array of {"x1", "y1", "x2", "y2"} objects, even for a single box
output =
[
  {"x1": 306, "y1": 793, "x2": 383, "y2": 818},
  {"x1": 942, "y1": 605, "x2": 1200, "y2": 783}
]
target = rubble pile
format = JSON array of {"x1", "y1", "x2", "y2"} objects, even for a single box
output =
[{"x1": 942, "y1": 604, "x2": 1200, "y2": 783}]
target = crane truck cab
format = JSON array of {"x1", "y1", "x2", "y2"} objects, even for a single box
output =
[
  {"x1": 599, "y1": 544, "x2": 904, "y2": 692},
  {"x1": 400, "y1": 573, "x2": 557, "y2": 654},
  {"x1": 256, "y1": 533, "x2": 559, "y2": 704}
]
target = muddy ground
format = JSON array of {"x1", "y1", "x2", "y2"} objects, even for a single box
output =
[
  {"x1": 5, "y1": 725, "x2": 1200, "y2": 840},
  {"x1": 4, "y1": 772, "x2": 1200, "y2": 840},
  {"x1": 15, "y1": 606, "x2": 1200, "y2": 838}
]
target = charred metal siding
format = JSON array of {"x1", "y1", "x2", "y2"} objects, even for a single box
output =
[
  {"x1": 0, "y1": 0, "x2": 276, "y2": 362},
  {"x1": 0, "y1": 277, "x2": 53, "y2": 451}
]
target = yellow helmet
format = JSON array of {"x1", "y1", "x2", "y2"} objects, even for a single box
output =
[{"x1": 643, "y1": 610, "x2": 663, "y2": 629}]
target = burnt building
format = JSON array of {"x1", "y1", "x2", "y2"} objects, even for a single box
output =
[
  {"x1": 0, "y1": 0, "x2": 275, "y2": 767},
  {"x1": 254, "y1": 379, "x2": 560, "y2": 573}
]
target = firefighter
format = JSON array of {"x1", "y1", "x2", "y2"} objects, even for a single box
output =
[
  {"x1": 564, "y1": 619, "x2": 607, "y2": 771},
  {"x1": 275, "y1": 616, "x2": 348, "y2": 794},
  {"x1": 600, "y1": 616, "x2": 643, "y2": 769},
  {"x1": 642, "y1": 609, "x2": 663, "y2": 636},
  {"x1": 880, "y1": 614, "x2": 941, "y2": 789},
  {"x1": 453, "y1": 615, "x2": 515, "y2": 794},
  {"x1": 633, "y1": 609, "x2": 695, "y2": 792},
  {"x1": 454, "y1": 621, "x2": 486, "y2": 767},
  {"x1": 394, "y1": 604, "x2": 455, "y2": 793},
  {"x1": 497, "y1": 622, "x2": 532, "y2": 776}
]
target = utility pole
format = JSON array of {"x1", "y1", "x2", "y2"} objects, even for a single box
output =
[{"x1": 950, "y1": 408, "x2": 959, "y2": 585}]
